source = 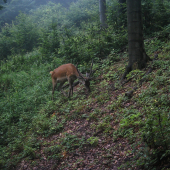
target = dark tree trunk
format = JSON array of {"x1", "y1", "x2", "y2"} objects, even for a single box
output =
[
  {"x1": 99, "y1": 0, "x2": 107, "y2": 28},
  {"x1": 122, "y1": 0, "x2": 151, "y2": 80}
]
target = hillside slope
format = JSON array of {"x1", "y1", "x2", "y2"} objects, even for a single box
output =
[{"x1": 12, "y1": 47, "x2": 170, "y2": 170}]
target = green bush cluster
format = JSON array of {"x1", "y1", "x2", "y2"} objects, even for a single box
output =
[
  {"x1": 0, "y1": 13, "x2": 40, "y2": 59},
  {"x1": 1, "y1": 0, "x2": 170, "y2": 61},
  {"x1": 0, "y1": 1, "x2": 128, "y2": 62}
]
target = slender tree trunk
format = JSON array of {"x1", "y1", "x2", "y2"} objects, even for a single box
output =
[
  {"x1": 122, "y1": 0, "x2": 151, "y2": 80},
  {"x1": 99, "y1": 0, "x2": 107, "y2": 28}
]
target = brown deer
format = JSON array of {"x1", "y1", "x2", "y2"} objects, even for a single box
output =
[{"x1": 50, "y1": 62, "x2": 93, "y2": 100}]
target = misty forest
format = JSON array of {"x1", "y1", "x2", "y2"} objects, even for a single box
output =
[{"x1": 0, "y1": 0, "x2": 170, "y2": 169}]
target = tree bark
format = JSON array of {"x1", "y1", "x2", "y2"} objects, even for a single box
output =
[
  {"x1": 99, "y1": 0, "x2": 107, "y2": 28},
  {"x1": 122, "y1": 0, "x2": 151, "y2": 80}
]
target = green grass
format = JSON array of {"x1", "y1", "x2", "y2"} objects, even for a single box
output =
[{"x1": 0, "y1": 34, "x2": 170, "y2": 170}]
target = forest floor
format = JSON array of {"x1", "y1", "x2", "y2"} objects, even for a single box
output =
[
  {"x1": 15, "y1": 53, "x2": 170, "y2": 170},
  {"x1": 17, "y1": 85, "x2": 135, "y2": 170}
]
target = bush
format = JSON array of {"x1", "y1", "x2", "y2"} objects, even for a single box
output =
[
  {"x1": 39, "y1": 22, "x2": 60, "y2": 56},
  {"x1": 142, "y1": 0, "x2": 170, "y2": 35},
  {"x1": 10, "y1": 13, "x2": 40, "y2": 54},
  {"x1": 0, "y1": 13, "x2": 40, "y2": 60}
]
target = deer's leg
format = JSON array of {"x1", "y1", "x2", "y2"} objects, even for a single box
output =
[
  {"x1": 58, "y1": 80, "x2": 67, "y2": 96},
  {"x1": 68, "y1": 78, "x2": 74, "y2": 97},
  {"x1": 52, "y1": 79, "x2": 57, "y2": 100}
]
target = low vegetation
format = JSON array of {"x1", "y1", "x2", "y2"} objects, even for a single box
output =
[{"x1": 0, "y1": 0, "x2": 170, "y2": 169}]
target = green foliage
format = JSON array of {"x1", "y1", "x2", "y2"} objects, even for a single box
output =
[
  {"x1": 66, "y1": 0, "x2": 98, "y2": 27},
  {"x1": 43, "y1": 144, "x2": 62, "y2": 161},
  {"x1": 0, "y1": 13, "x2": 40, "y2": 59},
  {"x1": 0, "y1": 23, "x2": 12, "y2": 59},
  {"x1": 107, "y1": 1, "x2": 127, "y2": 32},
  {"x1": 58, "y1": 25, "x2": 127, "y2": 63},
  {"x1": 0, "y1": 0, "x2": 128, "y2": 62},
  {"x1": 0, "y1": 0, "x2": 77, "y2": 26},
  {"x1": 32, "y1": 112, "x2": 64, "y2": 136},
  {"x1": 39, "y1": 22, "x2": 60, "y2": 56},
  {"x1": 87, "y1": 137, "x2": 99, "y2": 146},
  {"x1": 117, "y1": 59, "x2": 170, "y2": 169},
  {"x1": 108, "y1": 0, "x2": 170, "y2": 36},
  {"x1": 60, "y1": 134, "x2": 86, "y2": 150},
  {"x1": 126, "y1": 69, "x2": 145, "y2": 84},
  {"x1": 10, "y1": 13, "x2": 39, "y2": 54},
  {"x1": 0, "y1": 0, "x2": 170, "y2": 169},
  {"x1": 142, "y1": 0, "x2": 170, "y2": 35},
  {"x1": 120, "y1": 110, "x2": 142, "y2": 128},
  {"x1": 30, "y1": 2, "x2": 67, "y2": 29},
  {"x1": 0, "y1": 50, "x2": 66, "y2": 169}
]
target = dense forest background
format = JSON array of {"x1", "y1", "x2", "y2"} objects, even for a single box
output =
[
  {"x1": 0, "y1": 0, "x2": 79, "y2": 26},
  {"x1": 0, "y1": 0, "x2": 170, "y2": 169}
]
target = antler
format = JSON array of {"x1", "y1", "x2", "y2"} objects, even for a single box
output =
[
  {"x1": 86, "y1": 59, "x2": 95, "y2": 79},
  {"x1": 75, "y1": 63, "x2": 86, "y2": 80}
]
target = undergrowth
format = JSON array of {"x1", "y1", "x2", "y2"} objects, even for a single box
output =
[{"x1": 1, "y1": 38, "x2": 170, "y2": 169}]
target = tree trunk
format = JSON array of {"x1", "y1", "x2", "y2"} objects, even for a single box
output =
[
  {"x1": 122, "y1": 0, "x2": 151, "y2": 80},
  {"x1": 99, "y1": 0, "x2": 107, "y2": 28}
]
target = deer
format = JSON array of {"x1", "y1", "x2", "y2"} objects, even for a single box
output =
[{"x1": 50, "y1": 61, "x2": 93, "y2": 100}]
